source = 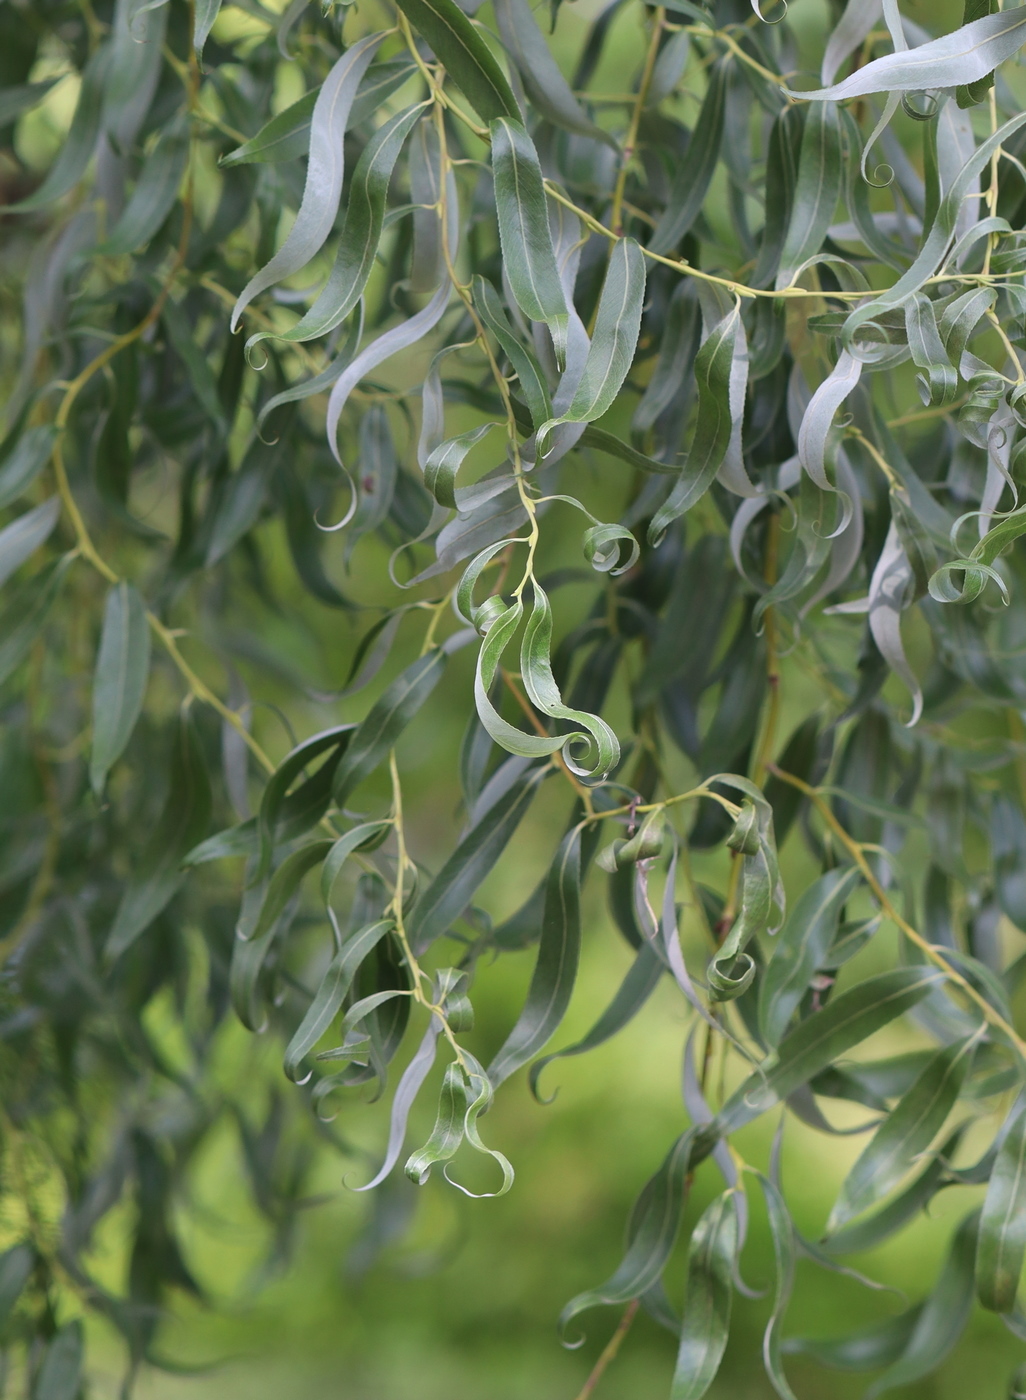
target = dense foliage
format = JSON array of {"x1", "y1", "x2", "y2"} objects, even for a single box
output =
[{"x1": 7, "y1": 0, "x2": 1026, "y2": 1394}]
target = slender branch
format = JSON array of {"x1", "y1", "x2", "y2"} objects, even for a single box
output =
[
  {"x1": 572, "y1": 1299, "x2": 640, "y2": 1400},
  {"x1": 610, "y1": 8, "x2": 664, "y2": 237},
  {"x1": 768, "y1": 765, "x2": 1026, "y2": 1060}
]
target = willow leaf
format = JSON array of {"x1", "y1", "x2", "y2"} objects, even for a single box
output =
[
  {"x1": 405, "y1": 1061, "x2": 466, "y2": 1183},
  {"x1": 776, "y1": 101, "x2": 842, "y2": 290},
  {"x1": 0, "y1": 497, "x2": 60, "y2": 591},
  {"x1": 529, "y1": 941, "x2": 663, "y2": 1100},
  {"x1": 284, "y1": 919, "x2": 394, "y2": 1082},
  {"x1": 230, "y1": 33, "x2": 385, "y2": 330},
  {"x1": 491, "y1": 118, "x2": 569, "y2": 364},
  {"x1": 194, "y1": 0, "x2": 222, "y2": 52},
  {"x1": 488, "y1": 829, "x2": 581, "y2": 1089},
  {"x1": 0, "y1": 554, "x2": 75, "y2": 688},
  {"x1": 559, "y1": 1127, "x2": 699, "y2": 1336},
  {"x1": 90, "y1": 581, "x2": 151, "y2": 795},
  {"x1": 0, "y1": 425, "x2": 57, "y2": 511},
  {"x1": 472, "y1": 276, "x2": 552, "y2": 429},
  {"x1": 100, "y1": 113, "x2": 189, "y2": 255},
  {"x1": 795, "y1": 7, "x2": 1026, "y2": 101},
  {"x1": 106, "y1": 711, "x2": 212, "y2": 961},
  {"x1": 827, "y1": 1035, "x2": 976, "y2": 1233},
  {"x1": 353, "y1": 1018, "x2": 443, "y2": 1189},
  {"x1": 671, "y1": 1191, "x2": 737, "y2": 1399},
  {"x1": 394, "y1": 0, "x2": 520, "y2": 123},
  {"x1": 649, "y1": 303, "x2": 741, "y2": 543},
  {"x1": 716, "y1": 968, "x2": 944, "y2": 1136},
  {"x1": 247, "y1": 102, "x2": 427, "y2": 351},
  {"x1": 408, "y1": 765, "x2": 545, "y2": 953},
  {"x1": 332, "y1": 648, "x2": 447, "y2": 809},
  {"x1": 649, "y1": 60, "x2": 728, "y2": 255},
  {"x1": 8, "y1": 48, "x2": 109, "y2": 211},
  {"x1": 539, "y1": 237, "x2": 645, "y2": 445},
  {"x1": 976, "y1": 1093, "x2": 1026, "y2": 1313},
  {"x1": 865, "y1": 1210, "x2": 980, "y2": 1396},
  {"x1": 759, "y1": 867, "x2": 862, "y2": 1047}
]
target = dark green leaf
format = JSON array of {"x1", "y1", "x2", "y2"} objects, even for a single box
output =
[
  {"x1": 106, "y1": 710, "x2": 212, "y2": 960},
  {"x1": 488, "y1": 829, "x2": 581, "y2": 1088},
  {"x1": 90, "y1": 581, "x2": 151, "y2": 795}
]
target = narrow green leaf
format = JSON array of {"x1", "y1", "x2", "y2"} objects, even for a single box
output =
[
  {"x1": 0, "y1": 425, "x2": 57, "y2": 511},
  {"x1": 394, "y1": 0, "x2": 520, "y2": 124},
  {"x1": 9, "y1": 48, "x2": 108, "y2": 211},
  {"x1": 408, "y1": 764, "x2": 545, "y2": 952},
  {"x1": 822, "y1": 1128, "x2": 964, "y2": 1257},
  {"x1": 827, "y1": 1035, "x2": 976, "y2": 1233},
  {"x1": 0, "y1": 78, "x2": 60, "y2": 129},
  {"x1": 491, "y1": 118, "x2": 569, "y2": 364},
  {"x1": 35, "y1": 1321, "x2": 82, "y2": 1400},
  {"x1": 284, "y1": 918, "x2": 393, "y2": 1082},
  {"x1": 257, "y1": 724, "x2": 354, "y2": 878},
  {"x1": 529, "y1": 941, "x2": 663, "y2": 1099},
  {"x1": 795, "y1": 8, "x2": 1026, "y2": 101},
  {"x1": 671, "y1": 1191, "x2": 737, "y2": 1399},
  {"x1": 649, "y1": 60, "x2": 728, "y2": 255},
  {"x1": 0, "y1": 553, "x2": 74, "y2": 688},
  {"x1": 492, "y1": 0, "x2": 618, "y2": 149},
  {"x1": 249, "y1": 840, "x2": 334, "y2": 948},
  {"x1": 539, "y1": 237, "x2": 645, "y2": 443},
  {"x1": 759, "y1": 867, "x2": 862, "y2": 1047},
  {"x1": 194, "y1": 0, "x2": 223, "y2": 53},
  {"x1": 352, "y1": 1018, "x2": 443, "y2": 1189},
  {"x1": 758, "y1": 1174, "x2": 798, "y2": 1400},
  {"x1": 405, "y1": 1060, "x2": 466, "y2": 1183},
  {"x1": 716, "y1": 967, "x2": 945, "y2": 1136},
  {"x1": 106, "y1": 711, "x2": 212, "y2": 960},
  {"x1": 775, "y1": 101, "x2": 842, "y2": 289},
  {"x1": 519, "y1": 580, "x2": 620, "y2": 778},
  {"x1": 90, "y1": 581, "x2": 151, "y2": 795},
  {"x1": 0, "y1": 1245, "x2": 33, "y2": 1330},
  {"x1": 247, "y1": 102, "x2": 427, "y2": 352},
  {"x1": 648, "y1": 303, "x2": 740, "y2": 544},
  {"x1": 424, "y1": 425, "x2": 497, "y2": 509},
  {"x1": 782, "y1": 1309, "x2": 922, "y2": 1372},
  {"x1": 977, "y1": 1093, "x2": 1026, "y2": 1313},
  {"x1": 332, "y1": 648, "x2": 447, "y2": 809},
  {"x1": 321, "y1": 821, "x2": 392, "y2": 907},
  {"x1": 488, "y1": 829, "x2": 581, "y2": 1089},
  {"x1": 472, "y1": 276, "x2": 552, "y2": 429},
  {"x1": 0, "y1": 498, "x2": 59, "y2": 591},
  {"x1": 230, "y1": 33, "x2": 386, "y2": 330},
  {"x1": 99, "y1": 113, "x2": 189, "y2": 255},
  {"x1": 559, "y1": 1127, "x2": 699, "y2": 1336},
  {"x1": 865, "y1": 1210, "x2": 980, "y2": 1396}
]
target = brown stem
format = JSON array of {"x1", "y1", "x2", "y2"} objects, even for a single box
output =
[{"x1": 573, "y1": 1299, "x2": 640, "y2": 1400}]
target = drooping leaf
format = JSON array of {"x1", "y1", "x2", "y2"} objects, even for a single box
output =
[
  {"x1": 670, "y1": 1190, "x2": 737, "y2": 1399},
  {"x1": 394, "y1": 0, "x2": 521, "y2": 124},
  {"x1": 488, "y1": 829, "x2": 581, "y2": 1088},
  {"x1": 230, "y1": 34, "x2": 386, "y2": 331},
  {"x1": 794, "y1": 8, "x2": 1026, "y2": 101},
  {"x1": 90, "y1": 581, "x2": 151, "y2": 795},
  {"x1": 826, "y1": 1035, "x2": 976, "y2": 1233},
  {"x1": 0, "y1": 497, "x2": 60, "y2": 591},
  {"x1": 491, "y1": 118, "x2": 569, "y2": 364},
  {"x1": 759, "y1": 867, "x2": 862, "y2": 1047},
  {"x1": 976, "y1": 1093, "x2": 1026, "y2": 1313},
  {"x1": 106, "y1": 710, "x2": 212, "y2": 961}
]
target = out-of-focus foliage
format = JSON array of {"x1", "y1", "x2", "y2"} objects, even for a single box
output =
[{"x1": 5, "y1": 0, "x2": 1026, "y2": 1394}]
